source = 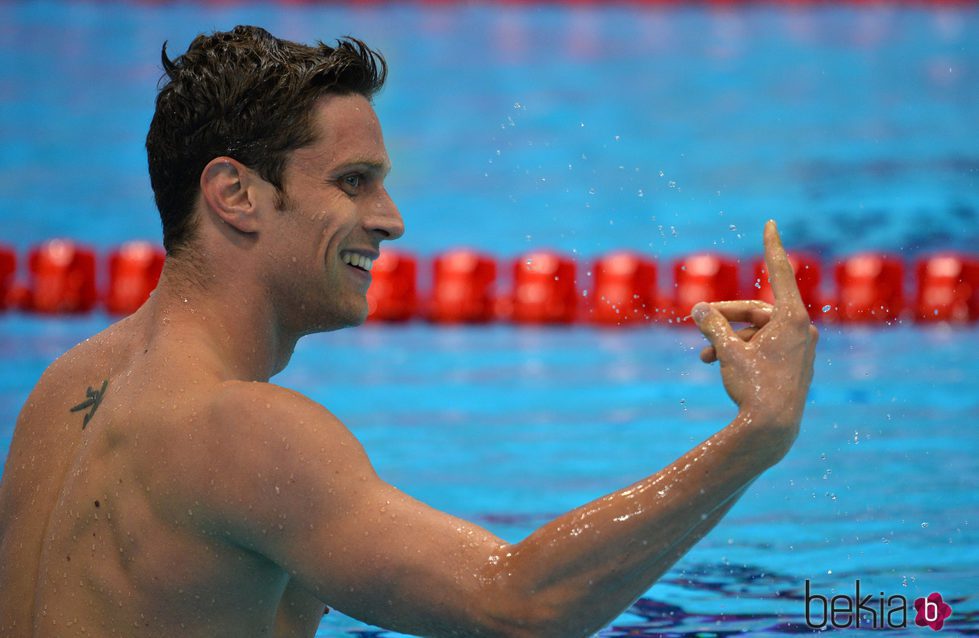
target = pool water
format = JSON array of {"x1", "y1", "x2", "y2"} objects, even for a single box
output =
[
  {"x1": 2, "y1": 316, "x2": 977, "y2": 635},
  {"x1": 2, "y1": 2, "x2": 978, "y2": 636}
]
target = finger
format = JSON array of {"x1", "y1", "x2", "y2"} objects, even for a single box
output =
[
  {"x1": 692, "y1": 302, "x2": 741, "y2": 361},
  {"x1": 700, "y1": 326, "x2": 760, "y2": 363},
  {"x1": 763, "y1": 220, "x2": 805, "y2": 314},
  {"x1": 708, "y1": 300, "x2": 773, "y2": 326},
  {"x1": 803, "y1": 324, "x2": 819, "y2": 385}
]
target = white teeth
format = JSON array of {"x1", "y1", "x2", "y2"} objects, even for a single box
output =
[{"x1": 342, "y1": 252, "x2": 373, "y2": 272}]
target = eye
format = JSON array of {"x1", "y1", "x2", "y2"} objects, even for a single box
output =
[{"x1": 341, "y1": 173, "x2": 363, "y2": 192}]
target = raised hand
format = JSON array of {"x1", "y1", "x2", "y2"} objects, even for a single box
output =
[{"x1": 691, "y1": 221, "x2": 819, "y2": 459}]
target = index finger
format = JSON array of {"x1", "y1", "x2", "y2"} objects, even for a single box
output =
[{"x1": 763, "y1": 220, "x2": 805, "y2": 313}]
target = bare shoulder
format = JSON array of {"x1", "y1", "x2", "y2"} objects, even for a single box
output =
[
  {"x1": 211, "y1": 380, "x2": 338, "y2": 426},
  {"x1": 2, "y1": 319, "x2": 133, "y2": 473},
  {"x1": 20, "y1": 321, "x2": 124, "y2": 404},
  {"x1": 165, "y1": 380, "x2": 378, "y2": 548},
  {"x1": 207, "y1": 380, "x2": 367, "y2": 455},
  {"x1": 175, "y1": 379, "x2": 374, "y2": 488}
]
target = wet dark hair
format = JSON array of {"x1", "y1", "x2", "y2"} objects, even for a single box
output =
[{"x1": 145, "y1": 26, "x2": 387, "y2": 256}]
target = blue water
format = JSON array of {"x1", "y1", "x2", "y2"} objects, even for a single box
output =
[{"x1": 2, "y1": 2, "x2": 978, "y2": 636}]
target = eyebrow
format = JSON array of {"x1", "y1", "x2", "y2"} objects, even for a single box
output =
[{"x1": 334, "y1": 159, "x2": 391, "y2": 178}]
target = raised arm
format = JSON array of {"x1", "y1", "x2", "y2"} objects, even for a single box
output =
[{"x1": 192, "y1": 220, "x2": 817, "y2": 637}]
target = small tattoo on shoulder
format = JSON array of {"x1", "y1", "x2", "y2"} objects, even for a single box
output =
[{"x1": 70, "y1": 379, "x2": 109, "y2": 429}]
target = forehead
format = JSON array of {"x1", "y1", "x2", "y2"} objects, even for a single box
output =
[{"x1": 290, "y1": 93, "x2": 389, "y2": 172}]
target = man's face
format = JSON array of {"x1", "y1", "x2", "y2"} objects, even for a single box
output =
[{"x1": 263, "y1": 93, "x2": 404, "y2": 333}]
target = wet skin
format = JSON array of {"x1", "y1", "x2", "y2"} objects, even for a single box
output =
[{"x1": 0, "y1": 90, "x2": 817, "y2": 637}]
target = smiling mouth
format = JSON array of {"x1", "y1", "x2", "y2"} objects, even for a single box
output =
[{"x1": 341, "y1": 251, "x2": 374, "y2": 273}]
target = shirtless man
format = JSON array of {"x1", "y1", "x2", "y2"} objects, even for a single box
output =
[{"x1": 0, "y1": 26, "x2": 818, "y2": 637}]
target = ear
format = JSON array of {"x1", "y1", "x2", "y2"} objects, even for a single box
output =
[{"x1": 199, "y1": 157, "x2": 270, "y2": 234}]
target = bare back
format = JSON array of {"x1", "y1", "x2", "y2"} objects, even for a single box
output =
[{"x1": 0, "y1": 316, "x2": 323, "y2": 637}]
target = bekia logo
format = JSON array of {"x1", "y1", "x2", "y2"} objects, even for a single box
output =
[
  {"x1": 805, "y1": 580, "x2": 953, "y2": 631},
  {"x1": 914, "y1": 592, "x2": 952, "y2": 631}
]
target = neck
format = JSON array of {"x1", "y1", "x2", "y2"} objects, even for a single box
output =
[{"x1": 140, "y1": 257, "x2": 299, "y2": 382}]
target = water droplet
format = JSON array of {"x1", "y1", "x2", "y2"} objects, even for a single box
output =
[
  {"x1": 822, "y1": 304, "x2": 832, "y2": 313},
  {"x1": 921, "y1": 522, "x2": 929, "y2": 528}
]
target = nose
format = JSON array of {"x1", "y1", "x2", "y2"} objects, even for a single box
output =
[{"x1": 368, "y1": 188, "x2": 405, "y2": 242}]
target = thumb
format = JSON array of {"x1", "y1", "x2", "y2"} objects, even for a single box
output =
[{"x1": 692, "y1": 302, "x2": 740, "y2": 359}]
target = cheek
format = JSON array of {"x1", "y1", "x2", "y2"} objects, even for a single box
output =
[{"x1": 317, "y1": 222, "x2": 348, "y2": 264}]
